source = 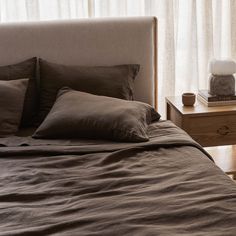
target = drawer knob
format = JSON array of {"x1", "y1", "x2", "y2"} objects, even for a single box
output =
[{"x1": 217, "y1": 125, "x2": 230, "y2": 135}]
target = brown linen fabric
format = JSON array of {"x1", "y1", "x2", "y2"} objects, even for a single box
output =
[
  {"x1": 0, "y1": 78, "x2": 29, "y2": 137},
  {"x1": 38, "y1": 59, "x2": 140, "y2": 123},
  {"x1": 0, "y1": 58, "x2": 37, "y2": 127},
  {"x1": 33, "y1": 88, "x2": 160, "y2": 142},
  {"x1": 0, "y1": 121, "x2": 236, "y2": 235}
]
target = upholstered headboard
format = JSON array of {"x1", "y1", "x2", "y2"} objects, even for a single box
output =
[{"x1": 0, "y1": 17, "x2": 157, "y2": 107}]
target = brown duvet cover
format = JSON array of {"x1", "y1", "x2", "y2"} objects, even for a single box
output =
[{"x1": 0, "y1": 121, "x2": 236, "y2": 236}]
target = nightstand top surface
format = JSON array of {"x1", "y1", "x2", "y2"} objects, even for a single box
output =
[{"x1": 166, "y1": 96, "x2": 236, "y2": 116}]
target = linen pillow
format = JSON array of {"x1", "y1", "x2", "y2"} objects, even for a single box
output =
[
  {"x1": 0, "y1": 58, "x2": 37, "y2": 127},
  {"x1": 0, "y1": 79, "x2": 29, "y2": 137},
  {"x1": 38, "y1": 59, "x2": 140, "y2": 123},
  {"x1": 33, "y1": 88, "x2": 160, "y2": 142}
]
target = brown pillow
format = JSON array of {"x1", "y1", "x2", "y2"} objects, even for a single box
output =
[
  {"x1": 38, "y1": 59, "x2": 140, "y2": 123},
  {"x1": 33, "y1": 88, "x2": 160, "y2": 142},
  {"x1": 0, "y1": 58, "x2": 37, "y2": 127},
  {"x1": 0, "y1": 79, "x2": 29, "y2": 137}
]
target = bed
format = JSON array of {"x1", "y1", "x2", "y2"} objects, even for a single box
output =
[{"x1": 0, "y1": 17, "x2": 236, "y2": 236}]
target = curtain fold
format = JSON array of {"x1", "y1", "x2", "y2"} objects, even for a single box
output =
[
  {"x1": 0, "y1": 0, "x2": 235, "y2": 116},
  {"x1": 230, "y1": 0, "x2": 236, "y2": 59}
]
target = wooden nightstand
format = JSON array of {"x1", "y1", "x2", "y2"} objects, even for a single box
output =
[
  {"x1": 166, "y1": 96, "x2": 236, "y2": 147},
  {"x1": 166, "y1": 96, "x2": 236, "y2": 179}
]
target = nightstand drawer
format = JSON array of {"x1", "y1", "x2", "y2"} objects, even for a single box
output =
[{"x1": 186, "y1": 115, "x2": 236, "y2": 146}]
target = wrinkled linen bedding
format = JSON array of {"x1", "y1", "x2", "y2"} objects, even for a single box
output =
[{"x1": 0, "y1": 121, "x2": 236, "y2": 236}]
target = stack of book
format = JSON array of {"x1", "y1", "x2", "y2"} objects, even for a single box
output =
[{"x1": 198, "y1": 90, "x2": 236, "y2": 107}]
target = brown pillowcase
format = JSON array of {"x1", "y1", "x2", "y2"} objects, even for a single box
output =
[
  {"x1": 33, "y1": 88, "x2": 160, "y2": 142},
  {"x1": 0, "y1": 58, "x2": 37, "y2": 127},
  {"x1": 0, "y1": 79, "x2": 29, "y2": 137},
  {"x1": 38, "y1": 59, "x2": 140, "y2": 123}
]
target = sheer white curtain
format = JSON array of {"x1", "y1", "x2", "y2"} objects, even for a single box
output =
[{"x1": 0, "y1": 0, "x2": 236, "y2": 116}]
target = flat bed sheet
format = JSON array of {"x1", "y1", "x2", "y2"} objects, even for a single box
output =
[{"x1": 0, "y1": 121, "x2": 235, "y2": 236}]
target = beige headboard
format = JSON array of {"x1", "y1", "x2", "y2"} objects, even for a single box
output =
[{"x1": 0, "y1": 17, "x2": 157, "y2": 107}]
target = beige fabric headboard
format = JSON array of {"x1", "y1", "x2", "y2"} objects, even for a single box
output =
[{"x1": 0, "y1": 17, "x2": 157, "y2": 107}]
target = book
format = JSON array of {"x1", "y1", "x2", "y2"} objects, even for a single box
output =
[
  {"x1": 198, "y1": 89, "x2": 236, "y2": 102},
  {"x1": 197, "y1": 93, "x2": 236, "y2": 107}
]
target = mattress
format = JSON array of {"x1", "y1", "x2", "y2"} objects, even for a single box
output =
[{"x1": 0, "y1": 121, "x2": 236, "y2": 236}]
